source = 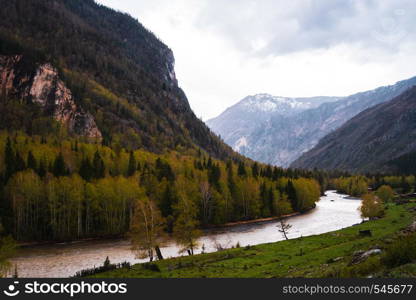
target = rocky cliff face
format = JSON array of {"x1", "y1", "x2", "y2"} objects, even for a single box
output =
[{"x1": 0, "y1": 55, "x2": 101, "y2": 139}]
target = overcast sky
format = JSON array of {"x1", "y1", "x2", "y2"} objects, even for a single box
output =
[{"x1": 97, "y1": 0, "x2": 416, "y2": 120}]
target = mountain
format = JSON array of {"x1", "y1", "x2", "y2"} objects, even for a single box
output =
[
  {"x1": 291, "y1": 86, "x2": 416, "y2": 173},
  {"x1": 207, "y1": 77, "x2": 416, "y2": 166},
  {"x1": 0, "y1": 0, "x2": 235, "y2": 159},
  {"x1": 207, "y1": 94, "x2": 341, "y2": 162}
]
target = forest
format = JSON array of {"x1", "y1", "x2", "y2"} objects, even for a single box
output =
[{"x1": 0, "y1": 131, "x2": 323, "y2": 242}]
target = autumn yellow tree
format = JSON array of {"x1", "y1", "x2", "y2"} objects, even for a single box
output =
[
  {"x1": 173, "y1": 194, "x2": 201, "y2": 255},
  {"x1": 376, "y1": 185, "x2": 394, "y2": 203},
  {"x1": 0, "y1": 220, "x2": 15, "y2": 277},
  {"x1": 360, "y1": 193, "x2": 384, "y2": 220},
  {"x1": 130, "y1": 197, "x2": 166, "y2": 262}
]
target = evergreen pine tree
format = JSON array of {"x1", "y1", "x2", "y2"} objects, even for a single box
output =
[
  {"x1": 53, "y1": 152, "x2": 67, "y2": 177},
  {"x1": 15, "y1": 152, "x2": 26, "y2": 172},
  {"x1": 93, "y1": 150, "x2": 105, "y2": 179},
  {"x1": 4, "y1": 137, "x2": 15, "y2": 180},
  {"x1": 79, "y1": 157, "x2": 93, "y2": 181},
  {"x1": 252, "y1": 162, "x2": 259, "y2": 178},
  {"x1": 287, "y1": 180, "x2": 297, "y2": 211},
  {"x1": 238, "y1": 161, "x2": 246, "y2": 177},
  {"x1": 27, "y1": 151, "x2": 37, "y2": 170},
  {"x1": 37, "y1": 158, "x2": 47, "y2": 177},
  {"x1": 127, "y1": 151, "x2": 137, "y2": 176}
]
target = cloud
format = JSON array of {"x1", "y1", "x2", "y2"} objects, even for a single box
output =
[
  {"x1": 194, "y1": 0, "x2": 416, "y2": 56},
  {"x1": 96, "y1": 0, "x2": 416, "y2": 120}
]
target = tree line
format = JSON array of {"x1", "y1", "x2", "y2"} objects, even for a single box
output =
[{"x1": 0, "y1": 131, "x2": 322, "y2": 242}]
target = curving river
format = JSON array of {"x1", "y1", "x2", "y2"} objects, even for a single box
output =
[{"x1": 10, "y1": 190, "x2": 362, "y2": 277}]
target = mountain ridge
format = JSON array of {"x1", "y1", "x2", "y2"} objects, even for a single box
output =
[
  {"x1": 207, "y1": 76, "x2": 416, "y2": 166},
  {"x1": 0, "y1": 0, "x2": 237, "y2": 160},
  {"x1": 291, "y1": 85, "x2": 416, "y2": 173}
]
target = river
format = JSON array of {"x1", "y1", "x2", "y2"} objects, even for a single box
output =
[{"x1": 10, "y1": 190, "x2": 362, "y2": 277}]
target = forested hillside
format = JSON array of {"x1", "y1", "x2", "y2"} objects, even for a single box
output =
[
  {"x1": 0, "y1": 0, "x2": 235, "y2": 159},
  {"x1": 0, "y1": 0, "x2": 327, "y2": 242},
  {"x1": 291, "y1": 87, "x2": 416, "y2": 173},
  {"x1": 0, "y1": 132, "x2": 322, "y2": 241}
]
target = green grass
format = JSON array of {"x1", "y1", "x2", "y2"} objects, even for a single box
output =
[{"x1": 93, "y1": 202, "x2": 416, "y2": 278}]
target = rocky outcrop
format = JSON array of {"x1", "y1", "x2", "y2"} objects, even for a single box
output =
[{"x1": 0, "y1": 55, "x2": 101, "y2": 139}]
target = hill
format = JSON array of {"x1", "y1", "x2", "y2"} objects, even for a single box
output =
[
  {"x1": 0, "y1": 0, "x2": 234, "y2": 159},
  {"x1": 291, "y1": 86, "x2": 416, "y2": 173},
  {"x1": 207, "y1": 77, "x2": 416, "y2": 166}
]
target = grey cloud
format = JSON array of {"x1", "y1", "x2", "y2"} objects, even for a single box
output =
[{"x1": 194, "y1": 0, "x2": 416, "y2": 56}]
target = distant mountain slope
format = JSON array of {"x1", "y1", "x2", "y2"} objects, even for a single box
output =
[
  {"x1": 0, "y1": 0, "x2": 236, "y2": 159},
  {"x1": 206, "y1": 94, "x2": 341, "y2": 161},
  {"x1": 291, "y1": 86, "x2": 416, "y2": 173},
  {"x1": 207, "y1": 77, "x2": 416, "y2": 166}
]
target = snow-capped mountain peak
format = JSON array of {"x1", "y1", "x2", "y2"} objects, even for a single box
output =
[
  {"x1": 238, "y1": 93, "x2": 342, "y2": 115},
  {"x1": 206, "y1": 76, "x2": 416, "y2": 167}
]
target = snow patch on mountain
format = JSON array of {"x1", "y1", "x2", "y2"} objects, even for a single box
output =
[{"x1": 207, "y1": 76, "x2": 416, "y2": 167}]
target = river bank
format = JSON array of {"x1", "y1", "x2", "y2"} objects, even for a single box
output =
[
  {"x1": 94, "y1": 201, "x2": 416, "y2": 278},
  {"x1": 9, "y1": 190, "x2": 362, "y2": 277}
]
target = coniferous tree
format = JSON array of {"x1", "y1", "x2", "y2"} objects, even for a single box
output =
[
  {"x1": 79, "y1": 157, "x2": 93, "y2": 181},
  {"x1": 92, "y1": 151, "x2": 105, "y2": 179},
  {"x1": 259, "y1": 182, "x2": 269, "y2": 216},
  {"x1": 14, "y1": 152, "x2": 26, "y2": 172},
  {"x1": 27, "y1": 151, "x2": 37, "y2": 170},
  {"x1": 160, "y1": 185, "x2": 177, "y2": 218},
  {"x1": 252, "y1": 162, "x2": 259, "y2": 178},
  {"x1": 268, "y1": 186, "x2": 275, "y2": 215},
  {"x1": 127, "y1": 151, "x2": 137, "y2": 177},
  {"x1": 37, "y1": 158, "x2": 47, "y2": 177},
  {"x1": 287, "y1": 180, "x2": 297, "y2": 211},
  {"x1": 53, "y1": 152, "x2": 67, "y2": 177},
  {"x1": 238, "y1": 161, "x2": 246, "y2": 177},
  {"x1": 4, "y1": 137, "x2": 15, "y2": 180},
  {"x1": 208, "y1": 163, "x2": 221, "y2": 190}
]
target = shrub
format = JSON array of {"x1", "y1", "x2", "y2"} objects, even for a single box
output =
[{"x1": 382, "y1": 234, "x2": 416, "y2": 268}]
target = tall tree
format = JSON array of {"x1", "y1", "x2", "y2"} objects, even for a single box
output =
[
  {"x1": 27, "y1": 151, "x2": 37, "y2": 170},
  {"x1": 360, "y1": 194, "x2": 384, "y2": 220},
  {"x1": 92, "y1": 150, "x2": 105, "y2": 179},
  {"x1": 173, "y1": 195, "x2": 201, "y2": 255},
  {"x1": 127, "y1": 151, "x2": 137, "y2": 177},
  {"x1": 286, "y1": 180, "x2": 297, "y2": 211},
  {"x1": 4, "y1": 137, "x2": 15, "y2": 181},
  {"x1": 53, "y1": 152, "x2": 67, "y2": 177},
  {"x1": 130, "y1": 197, "x2": 166, "y2": 262},
  {"x1": 0, "y1": 220, "x2": 16, "y2": 277},
  {"x1": 252, "y1": 162, "x2": 259, "y2": 178},
  {"x1": 237, "y1": 161, "x2": 246, "y2": 177},
  {"x1": 79, "y1": 157, "x2": 93, "y2": 181}
]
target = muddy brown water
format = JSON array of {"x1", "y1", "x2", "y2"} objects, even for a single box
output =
[{"x1": 10, "y1": 190, "x2": 362, "y2": 277}]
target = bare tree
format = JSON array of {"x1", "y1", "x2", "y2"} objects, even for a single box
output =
[
  {"x1": 277, "y1": 218, "x2": 292, "y2": 240},
  {"x1": 209, "y1": 235, "x2": 232, "y2": 252},
  {"x1": 200, "y1": 181, "x2": 212, "y2": 224}
]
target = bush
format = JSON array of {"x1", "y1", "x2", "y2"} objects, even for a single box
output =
[
  {"x1": 360, "y1": 194, "x2": 385, "y2": 220},
  {"x1": 142, "y1": 263, "x2": 161, "y2": 272},
  {"x1": 382, "y1": 234, "x2": 416, "y2": 268}
]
